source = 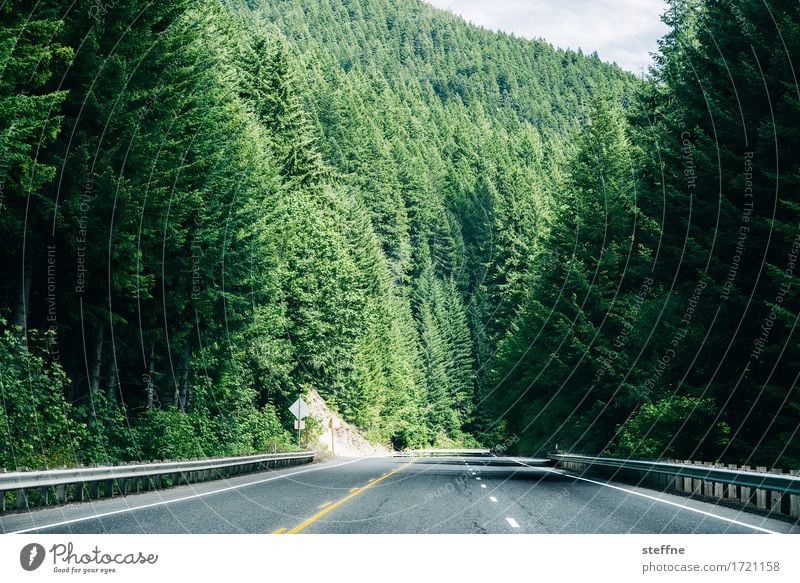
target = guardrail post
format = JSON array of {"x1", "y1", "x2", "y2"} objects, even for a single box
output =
[
  {"x1": 740, "y1": 465, "x2": 752, "y2": 506},
  {"x1": 678, "y1": 462, "x2": 688, "y2": 493},
  {"x1": 726, "y1": 464, "x2": 738, "y2": 501},
  {"x1": 770, "y1": 469, "x2": 783, "y2": 514},
  {"x1": 688, "y1": 462, "x2": 701, "y2": 496},
  {"x1": 75, "y1": 482, "x2": 85, "y2": 502},
  {"x1": 16, "y1": 488, "x2": 28, "y2": 509},
  {"x1": 104, "y1": 479, "x2": 114, "y2": 498},
  {"x1": 701, "y1": 462, "x2": 712, "y2": 496},
  {"x1": 55, "y1": 484, "x2": 66, "y2": 504},
  {"x1": 713, "y1": 463, "x2": 724, "y2": 499},
  {"x1": 756, "y1": 466, "x2": 768, "y2": 509}
]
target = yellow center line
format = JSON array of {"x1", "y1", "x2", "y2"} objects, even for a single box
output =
[
  {"x1": 318, "y1": 500, "x2": 333, "y2": 509},
  {"x1": 285, "y1": 460, "x2": 415, "y2": 534},
  {"x1": 271, "y1": 527, "x2": 287, "y2": 534}
]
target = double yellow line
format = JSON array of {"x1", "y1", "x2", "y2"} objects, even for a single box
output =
[{"x1": 273, "y1": 459, "x2": 415, "y2": 534}]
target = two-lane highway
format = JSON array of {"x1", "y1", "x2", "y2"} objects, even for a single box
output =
[{"x1": 2, "y1": 454, "x2": 797, "y2": 534}]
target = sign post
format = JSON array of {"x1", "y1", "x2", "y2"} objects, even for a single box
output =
[
  {"x1": 329, "y1": 418, "x2": 341, "y2": 455},
  {"x1": 289, "y1": 397, "x2": 309, "y2": 446}
]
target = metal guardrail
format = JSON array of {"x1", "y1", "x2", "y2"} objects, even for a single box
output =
[
  {"x1": 0, "y1": 450, "x2": 315, "y2": 512},
  {"x1": 405, "y1": 448, "x2": 491, "y2": 457},
  {"x1": 550, "y1": 453, "x2": 800, "y2": 517}
]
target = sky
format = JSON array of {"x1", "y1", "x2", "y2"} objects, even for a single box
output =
[{"x1": 424, "y1": 0, "x2": 669, "y2": 73}]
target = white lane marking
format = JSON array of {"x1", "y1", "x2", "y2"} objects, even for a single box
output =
[
  {"x1": 481, "y1": 484, "x2": 487, "y2": 489},
  {"x1": 508, "y1": 458, "x2": 780, "y2": 535},
  {"x1": 506, "y1": 517, "x2": 520, "y2": 528},
  {"x1": 7, "y1": 458, "x2": 367, "y2": 534},
  {"x1": 489, "y1": 496, "x2": 498, "y2": 502},
  {"x1": 471, "y1": 472, "x2": 476, "y2": 475},
  {"x1": 476, "y1": 477, "x2": 481, "y2": 481}
]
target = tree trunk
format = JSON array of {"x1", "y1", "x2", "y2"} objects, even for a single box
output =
[
  {"x1": 65, "y1": 341, "x2": 78, "y2": 402},
  {"x1": 89, "y1": 326, "x2": 104, "y2": 397},
  {"x1": 106, "y1": 350, "x2": 117, "y2": 400},
  {"x1": 174, "y1": 337, "x2": 191, "y2": 412},
  {"x1": 146, "y1": 338, "x2": 156, "y2": 409},
  {"x1": 12, "y1": 265, "x2": 31, "y2": 333}
]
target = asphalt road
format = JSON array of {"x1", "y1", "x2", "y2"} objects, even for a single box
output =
[{"x1": 2, "y1": 455, "x2": 797, "y2": 534}]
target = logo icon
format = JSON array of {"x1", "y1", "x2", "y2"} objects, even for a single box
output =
[{"x1": 20, "y1": 543, "x2": 46, "y2": 571}]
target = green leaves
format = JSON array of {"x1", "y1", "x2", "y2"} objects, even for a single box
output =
[{"x1": 0, "y1": 324, "x2": 86, "y2": 470}]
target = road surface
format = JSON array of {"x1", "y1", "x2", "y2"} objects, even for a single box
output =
[{"x1": 2, "y1": 454, "x2": 797, "y2": 534}]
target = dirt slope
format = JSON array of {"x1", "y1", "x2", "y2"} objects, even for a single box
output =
[{"x1": 306, "y1": 389, "x2": 390, "y2": 457}]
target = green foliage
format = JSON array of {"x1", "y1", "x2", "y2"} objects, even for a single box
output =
[
  {"x1": 486, "y1": 0, "x2": 800, "y2": 467},
  {"x1": 129, "y1": 408, "x2": 206, "y2": 462},
  {"x1": 612, "y1": 397, "x2": 731, "y2": 460},
  {"x1": 0, "y1": 0, "x2": 634, "y2": 465},
  {"x1": 11, "y1": 0, "x2": 792, "y2": 470},
  {"x1": 0, "y1": 323, "x2": 85, "y2": 469}
]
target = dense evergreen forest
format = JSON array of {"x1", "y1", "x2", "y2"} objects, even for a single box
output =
[{"x1": 1, "y1": 0, "x2": 798, "y2": 471}]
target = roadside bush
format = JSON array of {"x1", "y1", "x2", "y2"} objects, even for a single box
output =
[
  {"x1": 0, "y1": 323, "x2": 86, "y2": 470},
  {"x1": 611, "y1": 396, "x2": 730, "y2": 460}
]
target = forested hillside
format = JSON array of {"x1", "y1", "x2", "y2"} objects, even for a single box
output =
[
  {"x1": 2, "y1": 0, "x2": 798, "y2": 470},
  {"x1": 484, "y1": 0, "x2": 800, "y2": 466}
]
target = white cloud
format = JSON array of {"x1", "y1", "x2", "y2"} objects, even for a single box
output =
[{"x1": 424, "y1": 0, "x2": 669, "y2": 73}]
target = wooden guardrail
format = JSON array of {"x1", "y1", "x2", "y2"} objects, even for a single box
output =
[
  {"x1": 0, "y1": 450, "x2": 315, "y2": 513},
  {"x1": 550, "y1": 453, "x2": 800, "y2": 518}
]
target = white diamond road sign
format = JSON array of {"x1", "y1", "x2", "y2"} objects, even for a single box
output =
[{"x1": 289, "y1": 398, "x2": 309, "y2": 420}]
